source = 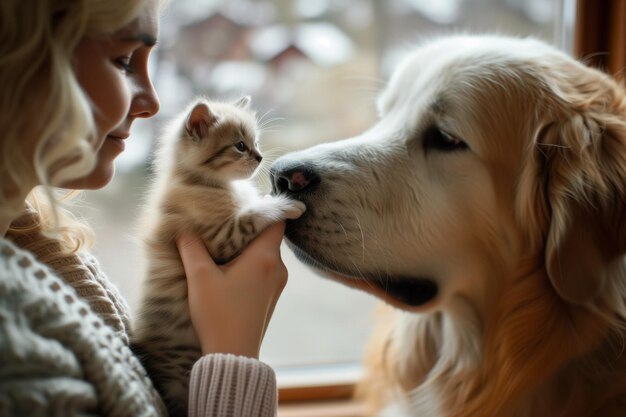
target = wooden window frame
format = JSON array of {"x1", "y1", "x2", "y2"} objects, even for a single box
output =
[
  {"x1": 277, "y1": 1, "x2": 624, "y2": 415},
  {"x1": 574, "y1": 0, "x2": 626, "y2": 75},
  {"x1": 277, "y1": 364, "x2": 365, "y2": 417}
]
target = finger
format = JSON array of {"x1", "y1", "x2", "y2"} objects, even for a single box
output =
[
  {"x1": 219, "y1": 222, "x2": 286, "y2": 270},
  {"x1": 176, "y1": 232, "x2": 220, "y2": 279},
  {"x1": 243, "y1": 222, "x2": 286, "y2": 254}
]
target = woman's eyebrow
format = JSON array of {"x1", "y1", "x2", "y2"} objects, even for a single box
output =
[{"x1": 122, "y1": 33, "x2": 157, "y2": 47}]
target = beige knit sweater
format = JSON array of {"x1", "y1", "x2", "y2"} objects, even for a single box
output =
[{"x1": 0, "y1": 210, "x2": 277, "y2": 417}]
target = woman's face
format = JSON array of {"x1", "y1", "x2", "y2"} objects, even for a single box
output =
[{"x1": 65, "y1": 3, "x2": 160, "y2": 189}]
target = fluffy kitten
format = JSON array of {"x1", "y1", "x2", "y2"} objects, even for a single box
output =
[{"x1": 132, "y1": 97, "x2": 305, "y2": 417}]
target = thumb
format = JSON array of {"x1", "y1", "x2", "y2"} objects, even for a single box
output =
[
  {"x1": 176, "y1": 232, "x2": 220, "y2": 282},
  {"x1": 243, "y1": 222, "x2": 286, "y2": 254}
]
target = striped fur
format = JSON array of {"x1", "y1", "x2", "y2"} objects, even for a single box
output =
[{"x1": 132, "y1": 97, "x2": 304, "y2": 417}]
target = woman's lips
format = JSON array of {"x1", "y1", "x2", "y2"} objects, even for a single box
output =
[{"x1": 106, "y1": 134, "x2": 128, "y2": 151}]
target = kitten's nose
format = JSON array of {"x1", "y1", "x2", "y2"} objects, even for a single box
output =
[{"x1": 270, "y1": 159, "x2": 320, "y2": 194}]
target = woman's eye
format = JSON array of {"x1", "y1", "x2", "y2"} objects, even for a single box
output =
[
  {"x1": 422, "y1": 126, "x2": 468, "y2": 153},
  {"x1": 114, "y1": 56, "x2": 134, "y2": 73},
  {"x1": 234, "y1": 141, "x2": 247, "y2": 152}
]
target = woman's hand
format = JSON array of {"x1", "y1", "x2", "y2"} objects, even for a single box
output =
[{"x1": 176, "y1": 222, "x2": 288, "y2": 359}]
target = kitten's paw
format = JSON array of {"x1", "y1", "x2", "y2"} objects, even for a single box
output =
[{"x1": 281, "y1": 199, "x2": 306, "y2": 220}]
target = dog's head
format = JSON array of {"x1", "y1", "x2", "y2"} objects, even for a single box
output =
[{"x1": 271, "y1": 35, "x2": 626, "y2": 314}]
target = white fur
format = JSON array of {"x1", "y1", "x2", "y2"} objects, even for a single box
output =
[{"x1": 275, "y1": 35, "x2": 626, "y2": 417}]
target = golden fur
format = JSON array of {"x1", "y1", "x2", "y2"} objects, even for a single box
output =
[
  {"x1": 272, "y1": 35, "x2": 626, "y2": 417},
  {"x1": 358, "y1": 38, "x2": 626, "y2": 417}
]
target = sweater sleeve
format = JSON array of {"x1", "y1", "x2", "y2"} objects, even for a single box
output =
[{"x1": 189, "y1": 354, "x2": 278, "y2": 417}]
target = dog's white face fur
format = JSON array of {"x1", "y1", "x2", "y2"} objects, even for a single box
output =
[{"x1": 272, "y1": 35, "x2": 626, "y2": 417}]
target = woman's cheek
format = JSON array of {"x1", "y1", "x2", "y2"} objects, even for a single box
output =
[
  {"x1": 74, "y1": 38, "x2": 132, "y2": 150},
  {"x1": 92, "y1": 77, "x2": 131, "y2": 149}
]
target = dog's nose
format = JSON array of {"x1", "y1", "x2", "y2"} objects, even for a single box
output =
[{"x1": 270, "y1": 160, "x2": 320, "y2": 194}]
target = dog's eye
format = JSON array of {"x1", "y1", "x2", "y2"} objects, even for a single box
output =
[{"x1": 422, "y1": 126, "x2": 468, "y2": 153}]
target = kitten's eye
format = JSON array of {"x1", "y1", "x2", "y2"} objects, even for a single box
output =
[
  {"x1": 422, "y1": 126, "x2": 468, "y2": 153},
  {"x1": 234, "y1": 141, "x2": 247, "y2": 152}
]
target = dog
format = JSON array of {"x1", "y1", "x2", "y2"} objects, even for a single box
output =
[{"x1": 270, "y1": 35, "x2": 626, "y2": 417}]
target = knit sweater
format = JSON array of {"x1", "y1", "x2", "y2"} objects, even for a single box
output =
[{"x1": 0, "y1": 211, "x2": 278, "y2": 417}]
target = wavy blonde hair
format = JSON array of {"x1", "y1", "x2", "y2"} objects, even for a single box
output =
[{"x1": 0, "y1": 0, "x2": 150, "y2": 251}]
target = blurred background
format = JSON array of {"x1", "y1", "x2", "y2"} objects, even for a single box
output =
[{"x1": 74, "y1": 0, "x2": 574, "y2": 370}]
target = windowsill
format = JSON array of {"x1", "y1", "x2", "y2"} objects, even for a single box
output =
[
  {"x1": 277, "y1": 362, "x2": 365, "y2": 416},
  {"x1": 278, "y1": 399, "x2": 365, "y2": 417},
  {"x1": 277, "y1": 362, "x2": 361, "y2": 402}
]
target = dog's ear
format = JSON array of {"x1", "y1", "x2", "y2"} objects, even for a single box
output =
[{"x1": 537, "y1": 75, "x2": 626, "y2": 304}]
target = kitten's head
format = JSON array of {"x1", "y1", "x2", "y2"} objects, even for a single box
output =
[{"x1": 176, "y1": 96, "x2": 262, "y2": 181}]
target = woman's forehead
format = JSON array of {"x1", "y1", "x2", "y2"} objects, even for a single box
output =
[{"x1": 115, "y1": 2, "x2": 159, "y2": 39}]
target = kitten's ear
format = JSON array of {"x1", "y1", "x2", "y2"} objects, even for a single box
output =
[
  {"x1": 185, "y1": 103, "x2": 217, "y2": 140},
  {"x1": 234, "y1": 96, "x2": 251, "y2": 109}
]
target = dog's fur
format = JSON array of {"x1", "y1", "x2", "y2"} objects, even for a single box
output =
[{"x1": 270, "y1": 35, "x2": 626, "y2": 417}]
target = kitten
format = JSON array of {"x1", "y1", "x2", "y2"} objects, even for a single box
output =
[{"x1": 132, "y1": 96, "x2": 305, "y2": 417}]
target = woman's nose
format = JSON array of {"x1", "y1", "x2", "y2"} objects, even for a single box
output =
[{"x1": 130, "y1": 79, "x2": 160, "y2": 119}]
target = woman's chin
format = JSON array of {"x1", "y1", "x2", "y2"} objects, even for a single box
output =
[
  {"x1": 59, "y1": 140, "x2": 120, "y2": 190},
  {"x1": 60, "y1": 164, "x2": 115, "y2": 190}
]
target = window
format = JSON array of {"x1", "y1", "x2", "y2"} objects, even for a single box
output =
[
  {"x1": 75, "y1": 0, "x2": 581, "y2": 410},
  {"x1": 574, "y1": 0, "x2": 626, "y2": 74}
]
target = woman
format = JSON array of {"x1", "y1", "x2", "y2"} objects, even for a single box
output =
[{"x1": 0, "y1": 0, "x2": 285, "y2": 416}]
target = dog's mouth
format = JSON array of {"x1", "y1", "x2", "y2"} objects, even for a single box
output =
[
  {"x1": 287, "y1": 242, "x2": 438, "y2": 311},
  {"x1": 367, "y1": 278, "x2": 438, "y2": 307}
]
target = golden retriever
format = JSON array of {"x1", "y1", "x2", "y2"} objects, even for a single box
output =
[{"x1": 270, "y1": 35, "x2": 626, "y2": 417}]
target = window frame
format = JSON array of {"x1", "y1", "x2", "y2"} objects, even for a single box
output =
[
  {"x1": 574, "y1": 0, "x2": 626, "y2": 75},
  {"x1": 277, "y1": 1, "x2": 622, "y2": 414},
  {"x1": 278, "y1": 363, "x2": 361, "y2": 403}
]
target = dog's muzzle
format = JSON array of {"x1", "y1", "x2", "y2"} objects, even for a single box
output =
[{"x1": 269, "y1": 156, "x2": 439, "y2": 309}]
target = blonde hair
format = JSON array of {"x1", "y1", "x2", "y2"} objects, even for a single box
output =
[{"x1": 0, "y1": 0, "x2": 150, "y2": 250}]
